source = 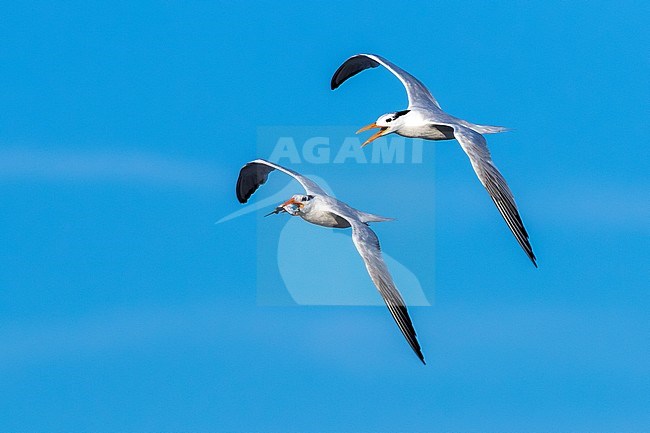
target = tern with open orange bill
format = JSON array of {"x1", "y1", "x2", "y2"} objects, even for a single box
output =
[{"x1": 331, "y1": 53, "x2": 538, "y2": 267}]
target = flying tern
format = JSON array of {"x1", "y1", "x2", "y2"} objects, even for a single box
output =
[
  {"x1": 331, "y1": 53, "x2": 537, "y2": 267},
  {"x1": 237, "y1": 159, "x2": 426, "y2": 364}
]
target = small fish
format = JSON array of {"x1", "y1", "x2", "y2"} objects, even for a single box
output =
[{"x1": 264, "y1": 206, "x2": 286, "y2": 217}]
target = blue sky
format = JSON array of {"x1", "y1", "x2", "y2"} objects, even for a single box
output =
[{"x1": 1, "y1": 1, "x2": 648, "y2": 432}]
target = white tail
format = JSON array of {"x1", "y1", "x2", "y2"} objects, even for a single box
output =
[
  {"x1": 359, "y1": 211, "x2": 394, "y2": 224},
  {"x1": 473, "y1": 124, "x2": 511, "y2": 134}
]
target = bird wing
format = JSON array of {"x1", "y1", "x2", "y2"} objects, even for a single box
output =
[
  {"x1": 451, "y1": 125, "x2": 537, "y2": 266},
  {"x1": 236, "y1": 159, "x2": 326, "y2": 203},
  {"x1": 336, "y1": 214, "x2": 425, "y2": 364},
  {"x1": 331, "y1": 53, "x2": 441, "y2": 110}
]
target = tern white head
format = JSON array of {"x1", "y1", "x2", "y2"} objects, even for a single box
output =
[
  {"x1": 332, "y1": 53, "x2": 538, "y2": 267},
  {"x1": 356, "y1": 109, "x2": 413, "y2": 147},
  {"x1": 237, "y1": 158, "x2": 425, "y2": 364}
]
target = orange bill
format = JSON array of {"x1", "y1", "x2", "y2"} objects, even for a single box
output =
[
  {"x1": 356, "y1": 122, "x2": 390, "y2": 147},
  {"x1": 281, "y1": 197, "x2": 303, "y2": 208},
  {"x1": 356, "y1": 122, "x2": 379, "y2": 134}
]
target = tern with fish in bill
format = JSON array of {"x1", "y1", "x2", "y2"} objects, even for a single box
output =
[{"x1": 237, "y1": 159, "x2": 426, "y2": 363}]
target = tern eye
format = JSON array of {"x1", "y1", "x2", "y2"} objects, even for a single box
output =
[
  {"x1": 301, "y1": 197, "x2": 307, "y2": 202},
  {"x1": 386, "y1": 118, "x2": 392, "y2": 122}
]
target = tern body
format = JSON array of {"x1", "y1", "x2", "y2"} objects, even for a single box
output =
[
  {"x1": 332, "y1": 53, "x2": 537, "y2": 266},
  {"x1": 237, "y1": 159, "x2": 425, "y2": 364}
]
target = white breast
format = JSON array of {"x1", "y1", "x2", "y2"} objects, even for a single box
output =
[
  {"x1": 301, "y1": 210, "x2": 350, "y2": 228},
  {"x1": 397, "y1": 110, "x2": 455, "y2": 140},
  {"x1": 298, "y1": 197, "x2": 351, "y2": 228}
]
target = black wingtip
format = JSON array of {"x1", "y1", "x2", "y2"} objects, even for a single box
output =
[
  {"x1": 235, "y1": 182, "x2": 248, "y2": 204},
  {"x1": 330, "y1": 54, "x2": 379, "y2": 92},
  {"x1": 411, "y1": 345, "x2": 426, "y2": 364},
  {"x1": 527, "y1": 249, "x2": 538, "y2": 268},
  {"x1": 330, "y1": 60, "x2": 346, "y2": 90},
  {"x1": 330, "y1": 74, "x2": 341, "y2": 90}
]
